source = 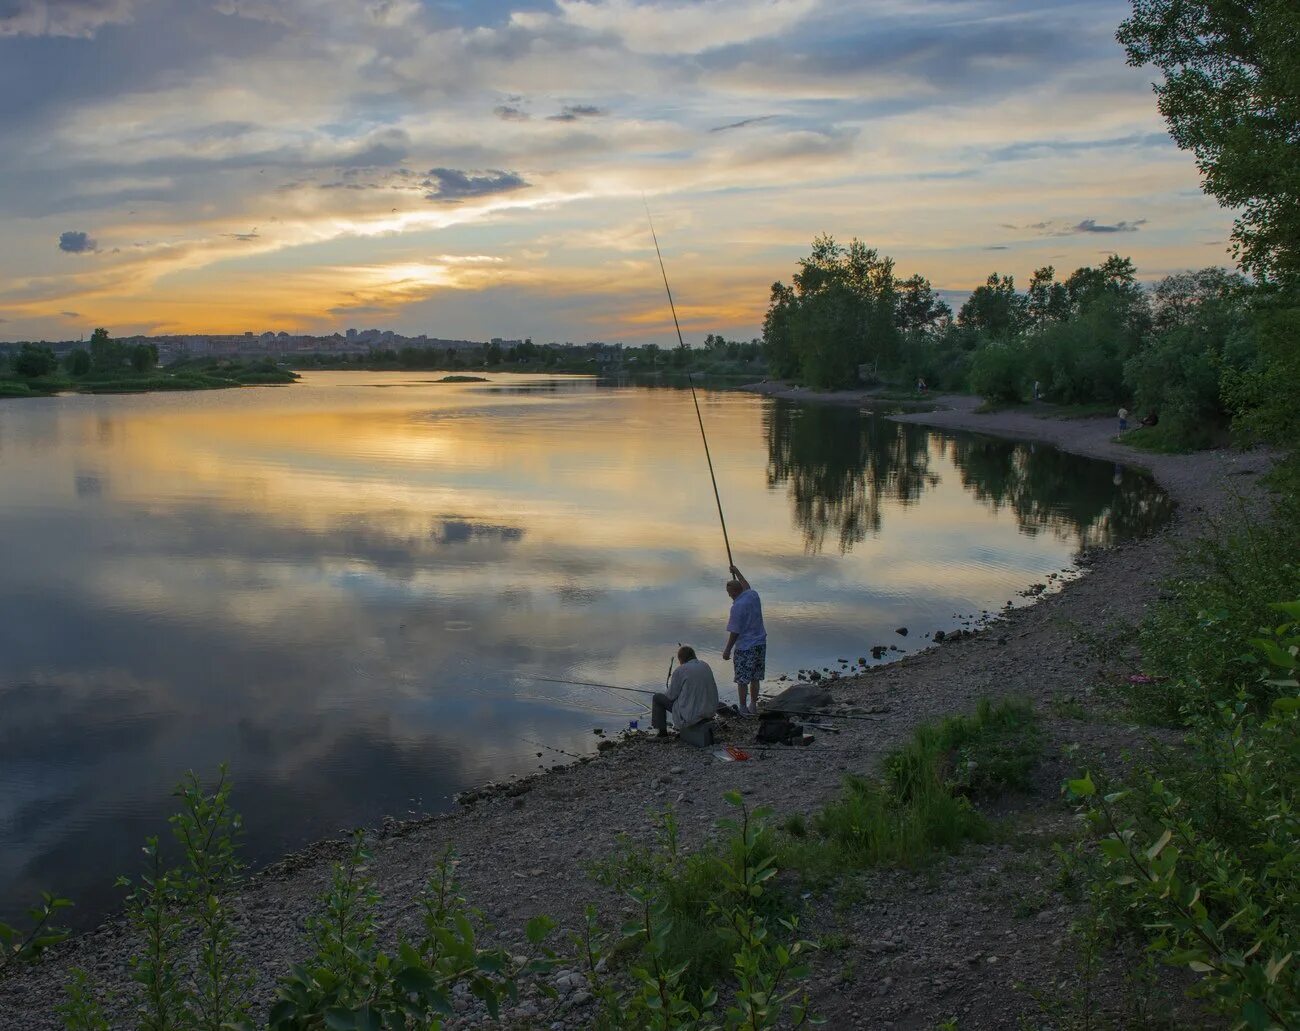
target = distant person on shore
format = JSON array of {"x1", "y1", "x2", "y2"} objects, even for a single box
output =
[
  {"x1": 652, "y1": 645, "x2": 719, "y2": 738},
  {"x1": 1118, "y1": 406, "x2": 1129, "y2": 432},
  {"x1": 916, "y1": 377, "x2": 927, "y2": 394},
  {"x1": 1033, "y1": 380, "x2": 1041, "y2": 402},
  {"x1": 722, "y1": 564, "x2": 767, "y2": 715}
]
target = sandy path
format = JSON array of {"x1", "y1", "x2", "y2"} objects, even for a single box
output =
[{"x1": 0, "y1": 388, "x2": 1274, "y2": 1029}]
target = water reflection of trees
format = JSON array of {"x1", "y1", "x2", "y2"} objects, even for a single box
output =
[
  {"x1": 764, "y1": 400, "x2": 939, "y2": 552},
  {"x1": 937, "y1": 433, "x2": 1176, "y2": 548},
  {"x1": 764, "y1": 400, "x2": 1174, "y2": 553}
]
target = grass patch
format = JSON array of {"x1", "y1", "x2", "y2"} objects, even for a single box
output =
[
  {"x1": 1119, "y1": 422, "x2": 1209, "y2": 453},
  {"x1": 778, "y1": 699, "x2": 1042, "y2": 882},
  {"x1": 0, "y1": 380, "x2": 39, "y2": 397}
]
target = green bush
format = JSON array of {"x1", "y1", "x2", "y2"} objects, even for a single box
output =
[
  {"x1": 1133, "y1": 506, "x2": 1300, "y2": 722},
  {"x1": 582, "y1": 795, "x2": 817, "y2": 1030},
  {"x1": 1067, "y1": 604, "x2": 1300, "y2": 1029},
  {"x1": 969, "y1": 339, "x2": 1028, "y2": 404}
]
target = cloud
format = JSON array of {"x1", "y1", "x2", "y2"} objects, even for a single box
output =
[
  {"x1": 546, "y1": 104, "x2": 605, "y2": 122},
  {"x1": 710, "y1": 115, "x2": 774, "y2": 133},
  {"x1": 1007, "y1": 217, "x2": 1149, "y2": 236},
  {"x1": 58, "y1": 231, "x2": 98, "y2": 253},
  {"x1": 1072, "y1": 218, "x2": 1146, "y2": 234},
  {"x1": 494, "y1": 105, "x2": 530, "y2": 121},
  {"x1": 984, "y1": 245, "x2": 1009, "y2": 250},
  {"x1": 423, "y1": 167, "x2": 529, "y2": 202},
  {"x1": 0, "y1": 0, "x2": 135, "y2": 37},
  {"x1": 60, "y1": 311, "x2": 81, "y2": 318},
  {"x1": 220, "y1": 229, "x2": 261, "y2": 242}
]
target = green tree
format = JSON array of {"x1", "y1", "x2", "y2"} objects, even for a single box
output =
[
  {"x1": 957, "y1": 273, "x2": 1027, "y2": 339},
  {"x1": 12, "y1": 344, "x2": 58, "y2": 378},
  {"x1": 1029, "y1": 291, "x2": 1146, "y2": 404},
  {"x1": 1118, "y1": 0, "x2": 1300, "y2": 285},
  {"x1": 88, "y1": 328, "x2": 126, "y2": 374},
  {"x1": 129, "y1": 342, "x2": 158, "y2": 373},
  {"x1": 895, "y1": 273, "x2": 951, "y2": 333},
  {"x1": 65, "y1": 348, "x2": 91, "y2": 376},
  {"x1": 761, "y1": 282, "x2": 800, "y2": 379},
  {"x1": 1026, "y1": 266, "x2": 1070, "y2": 326},
  {"x1": 763, "y1": 235, "x2": 902, "y2": 388},
  {"x1": 1117, "y1": 267, "x2": 1256, "y2": 447}
]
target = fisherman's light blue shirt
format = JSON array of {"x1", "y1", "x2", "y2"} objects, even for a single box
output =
[{"x1": 727, "y1": 589, "x2": 767, "y2": 651}]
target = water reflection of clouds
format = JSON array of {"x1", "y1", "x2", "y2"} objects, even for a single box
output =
[{"x1": 0, "y1": 376, "x2": 1172, "y2": 926}]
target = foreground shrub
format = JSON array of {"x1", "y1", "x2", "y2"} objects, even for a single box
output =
[
  {"x1": 1068, "y1": 603, "x2": 1300, "y2": 1029},
  {"x1": 1133, "y1": 503, "x2": 1300, "y2": 722},
  {"x1": 583, "y1": 794, "x2": 817, "y2": 1030}
]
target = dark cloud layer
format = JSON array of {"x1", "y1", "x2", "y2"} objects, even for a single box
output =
[
  {"x1": 58, "y1": 230, "x2": 97, "y2": 253},
  {"x1": 1073, "y1": 218, "x2": 1146, "y2": 234},
  {"x1": 423, "y1": 167, "x2": 529, "y2": 202},
  {"x1": 546, "y1": 104, "x2": 605, "y2": 122},
  {"x1": 1007, "y1": 217, "x2": 1148, "y2": 236},
  {"x1": 710, "y1": 115, "x2": 774, "y2": 133}
]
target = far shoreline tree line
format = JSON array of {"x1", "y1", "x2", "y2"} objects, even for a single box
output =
[{"x1": 760, "y1": 240, "x2": 1269, "y2": 451}]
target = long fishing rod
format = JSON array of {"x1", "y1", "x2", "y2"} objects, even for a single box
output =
[{"x1": 644, "y1": 201, "x2": 734, "y2": 571}]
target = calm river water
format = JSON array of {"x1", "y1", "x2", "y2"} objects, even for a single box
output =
[{"x1": 0, "y1": 372, "x2": 1171, "y2": 923}]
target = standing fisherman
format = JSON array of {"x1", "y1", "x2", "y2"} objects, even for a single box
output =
[{"x1": 722, "y1": 564, "x2": 766, "y2": 715}]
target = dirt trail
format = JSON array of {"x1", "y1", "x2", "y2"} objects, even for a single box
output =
[{"x1": 0, "y1": 389, "x2": 1274, "y2": 1029}]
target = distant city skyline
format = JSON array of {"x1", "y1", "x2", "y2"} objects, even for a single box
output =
[{"x1": 0, "y1": 0, "x2": 1234, "y2": 344}]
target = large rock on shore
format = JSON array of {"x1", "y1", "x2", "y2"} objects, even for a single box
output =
[{"x1": 767, "y1": 683, "x2": 833, "y2": 712}]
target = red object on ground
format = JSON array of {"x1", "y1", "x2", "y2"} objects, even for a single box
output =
[{"x1": 726, "y1": 744, "x2": 751, "y2": 761}]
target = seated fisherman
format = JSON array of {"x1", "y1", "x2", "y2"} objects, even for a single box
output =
[{"x1": 652, "y1": 645, "x2": 719, "y2": 739}]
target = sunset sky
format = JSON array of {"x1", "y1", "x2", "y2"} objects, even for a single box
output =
[{"x1": 0, "y1": 0, "x2": 1236, "y2": 344}]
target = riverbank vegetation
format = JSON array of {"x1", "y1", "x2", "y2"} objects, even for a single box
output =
[
  {"x1": 291, "y1": 333, "x2": 766, "y2": 381},
  {"x1": 0, "y1": 330, "x2": 297, "y2": 398}
]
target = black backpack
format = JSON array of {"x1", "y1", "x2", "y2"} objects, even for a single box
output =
[{"x1": 756, "y1": 712, "x2": 803, "y2": 745}]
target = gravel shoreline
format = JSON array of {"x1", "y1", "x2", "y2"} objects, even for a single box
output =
[{"x1": 0, "y1": 387, "x2": 1276, "y2": 1028}]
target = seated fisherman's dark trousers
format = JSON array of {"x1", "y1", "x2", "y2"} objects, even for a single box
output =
[{"x1": 651, "y1": 692, "x2": 674, "y2": 733}]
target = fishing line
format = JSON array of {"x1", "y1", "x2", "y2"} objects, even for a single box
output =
[
  {"x1": 644, "y1": 200, "x2": 735, "y2": 571},
  {"x1": 516, "y1": 674, "x2": 884, "y2": 723},
  {"x1": 520, "y1": 673, "x2": 655, "y2": 698}
]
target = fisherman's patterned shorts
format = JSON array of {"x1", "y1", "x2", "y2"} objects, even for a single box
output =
[{"x1": 733, "y1": 643, "x2": 766, "y2": 684}]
